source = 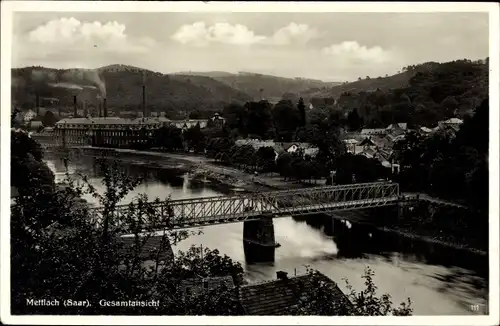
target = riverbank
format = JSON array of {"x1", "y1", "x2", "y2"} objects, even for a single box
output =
[
  {"x1": 375, "y1": 225, "x2": 487, "y2": 256},
  {"x1": 61, "y1": 147, "x2": 487, "y2": 255}
]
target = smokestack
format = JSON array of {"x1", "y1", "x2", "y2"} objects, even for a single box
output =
[
  {"x1": 142, "y1": 85, "x2": 146, "y2": 117},
  {"x1": 35, "y1": 93, "x2": 40, "y2": 116},
  {"x1": 73, "y1": 95, "x2": 77, "y2": 117},
  {"x1": 98, "y1": 102, "x2": 102, "y2": 117},
  {"x1": 103, "y1": 98, "x2": 107, "y2": 118},
  {"x1": 83, "y1": 100, "x2": 88, "y2": 118}
]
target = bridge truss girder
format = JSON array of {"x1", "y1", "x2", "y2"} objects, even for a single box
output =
[{"x1": 88, "y1": 182, "x2": 400, "y2": 231}]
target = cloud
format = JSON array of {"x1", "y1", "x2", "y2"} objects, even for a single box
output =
[
  {"x1": 171, "y1": 21, "x2": 319, "y2": 47},
  {"x1": 24, "y1": 17, "x2": 155, "y2": 55},
  {"x1": 321, "y1": 41, "x2": 392, "y2": 64},
  {"x1": 270, "y1": 23, "x2": 320, "y2": 45},
  {"x1": 171, "y1": 21, "x2": 266, "y2": 47}
]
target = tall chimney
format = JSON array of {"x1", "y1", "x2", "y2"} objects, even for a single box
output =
[
  {"x1": 83, "y1": 100, "x2": 88, "y2": 118},
  {"x1": 73, "y1": 95, "x2": 77, "y2": 117},
  {"x1": 142, "y1": 85, "x2": 146, "y2": 117},
  {"x1": 103, "y1": 98, "x2": 107, "y2": 118},
  {"x1": 35, "y1": 93, "x2": 40, "y2": 116},
  {"x1": 98, "y1": 102, "x2": 102, "y2": 117}
]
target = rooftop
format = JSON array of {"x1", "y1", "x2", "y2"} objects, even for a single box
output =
[
  {"x1": 361, "y1": 128, "x2": 386, "y2": 135},
  {"x1": 443, "y1": 118, "x2": 463, "y2": 124},
  {"x1": 237, "y1": 272, "x2": 354, "y2": 315}
]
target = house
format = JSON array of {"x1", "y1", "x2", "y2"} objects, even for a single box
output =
[
  {"x1": 272, "y1": 145, "x2": 286, "y2": 159},
  {"x1": 236, "y1": 271, "x2": 355, "y2": 315},
  {"x1": 285, "y1": 144, "x2": 299, "y2": 153},
  {"x1": 419, "y1": 126, "x2": 434, "y2": 135},
  {"x1": 359, "y1": 137, "x2": 377, "y2": 148},
  {"x1": 385, "y1": 133, "x2": 405, "y2": 144},
  {"x1": 360, "y1": 128, "x2": 386, "y2": 136},
  {"x1": 386, "y1": 123, "x2": 408, "y2": 132},
  {"x1": 438, "y1": 118, "x2": 463, "y2": 130},
  {"x1": 343, "y1": 139, "x2": 359, "y2": 154},
  {"x1": 211, "y1": 113, "x2": 226, "y2": 128},
  {"x1": 360, "y1": 147, "x2": 376, "y2": 159},
  {"x1": 22, "y1": 109, "x2": 37, "y2": 123}
]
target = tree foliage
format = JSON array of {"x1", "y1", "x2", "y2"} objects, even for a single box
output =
[
  {"x1": 11, "y1": 133, "x2": 246, "y2": 315},
  {"x1": 289, "y1": 267, "x2": 413, "y2": 316}
]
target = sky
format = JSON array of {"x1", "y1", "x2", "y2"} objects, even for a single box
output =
[{"x1": 11, "y1": 11, "x2": 489, "y2": 82}]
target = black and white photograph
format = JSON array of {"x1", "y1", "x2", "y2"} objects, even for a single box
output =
[{"x1": 1, "y1": 2, "x2": 498, "y2": 325}]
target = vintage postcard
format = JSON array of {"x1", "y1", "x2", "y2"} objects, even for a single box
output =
[{"x1": 1, "y1": 1, "x2": 498, "y2": 325}]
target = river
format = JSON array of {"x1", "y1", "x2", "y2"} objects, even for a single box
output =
[{"x1": 45, "y1": 156, "x2": 489, "y2": 316}]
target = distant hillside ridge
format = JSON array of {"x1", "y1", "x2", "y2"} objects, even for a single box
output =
[
  {"x1": 300, "y1": 59, "x2": 488, "y2": 100},
  {"x1": 301, "y1": 58, "x2": 489, "y2": 128},
  {"x1": 173, "y1": 71, "x2": 342, "y2": 101},
  {"x1": 11, "y1": 65, "x2": 253, "y2": 116}
]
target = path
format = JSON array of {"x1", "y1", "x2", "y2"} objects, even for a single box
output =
[
  {"x1": 73, "y1": 147, "x2": 320, "y2": 191},
  {"x1": 401, "y1": 192, "x2": 468, "y2": 209}
]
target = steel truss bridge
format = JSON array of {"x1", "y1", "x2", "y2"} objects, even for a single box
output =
[{"x1": 89, "y1": 181, "x2": 400, "y2": 230}]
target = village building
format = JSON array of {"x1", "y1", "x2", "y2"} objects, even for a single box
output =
[
  {"x1": 178, "y1": 271, "x2": 355, "y2": 315},
  {"x1": 360, "y1": 128, "x2": 386, "y2": 136},
  {"x1": 437, "y1": 117, "x2": 463, "y2": 133},
  {"x1": 52, "y1": 113, "x2": 222, "y2": 148},
  {"x1": 234, "y1": 140, "x2": 319, "y2": 161}
]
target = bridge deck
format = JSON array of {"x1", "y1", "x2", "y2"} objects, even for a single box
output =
[{"x1": 88, "y1": 182, "x2": 401, "y2": 231}]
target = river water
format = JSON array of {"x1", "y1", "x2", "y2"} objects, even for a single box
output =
[{"x1": 45, "y1": 156, "x2": 489, "y2": 316}]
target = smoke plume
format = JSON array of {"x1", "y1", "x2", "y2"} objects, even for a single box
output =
[
  {"x1": 30, "y1": 68, "x2": 107, "y2": 97},
  {"x1": 49, "y1": 82, "x2": 84, "y2": 90}
]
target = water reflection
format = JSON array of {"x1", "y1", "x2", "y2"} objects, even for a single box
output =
[{"x1": 44, "y1": 157, "x2": 488, "y2": 315}]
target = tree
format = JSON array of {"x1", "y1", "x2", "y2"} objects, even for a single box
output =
[
  {"x1": 346, "y1": 108, "x2": 363, "y2": 131},
  {"x1": 188, "y1": 110, "x2": 202, "y2": 119},
  {"x1": 184, "y1": 123, "x2": 206, "y2": 153},
  {"x1": 255, "y1": 146, "x2": 276, "y2": 172},
  {"x1": 335, "y1": 154, "x2": 387, "y2": 184},
  {"x1": 42, "y1": 110, "x2": 58, "y2": 126},
  {"x1": 297, "y1": 97, "x2": 306, "y2": 127},
  {"x1": 272, "y1": 99, "x2": 301, "y2": 142},
  {"x1": 154, "y1": 125, "x2": 183, "y2": 151},
  {"x1": 223, "y1": 102, "x2": 248, "y2": 137},
  {"x1": 11, "y1": 138, "x2": 246, "y2": 315},
  {"x1": 344, "y1": 267, "x2": 412, "y2": 315},
  {"x1": 289, "y1": 267, "x2": 412, "y2": 316},
  {"x1": 245, "y1": 100, "x2": 273, "y2": 139}
]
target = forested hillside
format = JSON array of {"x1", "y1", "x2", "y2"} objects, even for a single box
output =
[
  {"x1": 303, "y1": 59, "x2": 489, "y2": 128},
  {"x1": 11, "y1": 65, "x2": 252, "y2": 116}
]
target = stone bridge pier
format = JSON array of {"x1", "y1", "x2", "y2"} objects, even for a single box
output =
[{"x1": 243, "y1": 214, "x2": 276, "y2": 263}]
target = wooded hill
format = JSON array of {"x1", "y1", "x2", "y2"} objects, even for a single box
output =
[
  {"x1": 174, "y1": 71, "x2": 342, "y2": 102},
  {"x1": 11, "y1": 65, "x2": 253, "y2": 117},
  {"x1": 303, "y1": 59, "x2": 489, "y2": 128}
]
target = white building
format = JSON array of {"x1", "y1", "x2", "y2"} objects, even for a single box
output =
[{"x1": 23, "y1": 109, "x2": 37, "y2": 123}]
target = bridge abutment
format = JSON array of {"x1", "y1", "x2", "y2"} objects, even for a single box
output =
[
  {"x1": 323, "y1": 215, "x2": 335, "y2": 236},
  {"x1": 243, "y1": 214, "x2": 276, "y2": 263}
]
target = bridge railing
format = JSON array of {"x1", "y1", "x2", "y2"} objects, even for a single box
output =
[{"x1": 88, "y1": 182, "x2": 400, "y2": 230}]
